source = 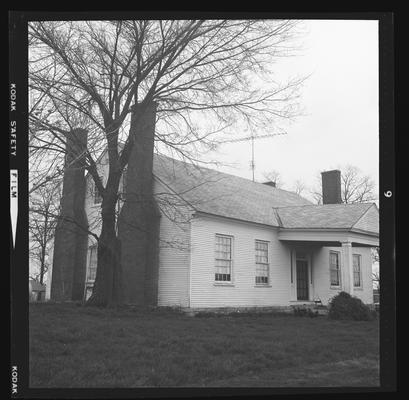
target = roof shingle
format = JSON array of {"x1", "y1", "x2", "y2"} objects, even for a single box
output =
[
  {"x1": 154, "y1": 154, "x2": 312, "y2": 227},
  {"x1": 275, "y1": 203, "x2": 376, "y2": 231},
  {"x1": 153, "y1": 154, "x2": 378, "y2": 234}
]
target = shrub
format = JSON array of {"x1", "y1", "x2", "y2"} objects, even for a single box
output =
[{"x1": 328, "y1": 292, "x2": 374, "y2": 321}]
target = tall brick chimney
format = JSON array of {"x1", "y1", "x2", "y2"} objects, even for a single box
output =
[
  {"x1": 51, "y1": 128, "x2": 89, "y2": 301},
  {"x1": 321, "y1": 169, "x2": 342, "y2": 204},
  {"x1": 117, "y1": 102, "x2": 160, "y2": 305}
]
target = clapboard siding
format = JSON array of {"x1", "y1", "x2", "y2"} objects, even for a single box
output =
[
  {"x1": 155, "y1": 180, "x2": 193, "y2": 307},
  {"x1": 82, "y1": 161, "x2": 193, "y2": 306},
  {"x1": 311, "y1": 246, "x2": 373, "y2": 305},
  {"x1": 190, "y1": 214, "x2": 291, "y2": 308},
  {"x1": 83, "y1": 153, "x2": 109, "y2": 239},
  {"x1": 76, "y1": 154, "x2": 375, "y2": 308}
]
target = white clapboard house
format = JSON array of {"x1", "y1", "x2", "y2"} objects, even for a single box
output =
[{"x1": 48, "y1": 150, "x2": 379, "y2": 310}]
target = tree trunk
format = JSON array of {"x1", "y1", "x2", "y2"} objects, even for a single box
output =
[
  {"x1": 86, "y1": 102, "x2": 157, "y2": 307},
  {"x1": 86, "y1": 192, "x2": 122, "y2": 307}
]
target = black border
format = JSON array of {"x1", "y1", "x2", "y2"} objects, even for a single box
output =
[{"x1": 9, "y1": 11, "x2": 396, "y2": 398}]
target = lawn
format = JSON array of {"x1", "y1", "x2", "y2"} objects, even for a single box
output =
[{"x1": 29, "y1": 303, "x2": 379, "y2": 388}]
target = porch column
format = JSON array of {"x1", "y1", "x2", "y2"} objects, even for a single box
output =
[{"x1": 341, "y1": 241, "x2": 354, "y2": 294}]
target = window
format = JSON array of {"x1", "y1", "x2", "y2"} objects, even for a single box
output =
[
  {"x1": 353, "y1": 254, "x2": 362, "y2": 287},
  {"x1": 84, "y1": 285, "x2": 93, "y2": 301},
  {"x1": 330, "y1": 251, "x2": 340, "y2": 286},
  {"x1": 255, "y1": 240, "x2": 269, "y2": 284},
  {"x1": 87, "y1": 245, "x2": 97, "y2": 282},
  {"x1": 93, "y1": 183, "x2": 102, "y2": 204},
  {"x1": 215, "y1": 235, "x2": 232, "y2": 282},
  {"x1": 121, "y1": 168, "x2": 128, "y2": 200}
]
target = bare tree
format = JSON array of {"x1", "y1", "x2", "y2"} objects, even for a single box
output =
[
  {"x1": 29, "y1": 181, "x2": 60, "y2": 292},
  {"x1": 310, "y1": 165, "x2": 376, "y2": 205},
  {"x1": 29, "y1": 20, "x2": 306, "y2": 306},
  {"x1": 292, "y1": 179, "x2": 306, "y2": 196},
  {"x1": 340, "y1": 166, "x2": 376, "y2": 204},
  {"x1": 262, "y1": 169, "x2": 284, "y2": 188},
  {"x1": 372, "y1": 270, "x2": 380, "y2": 292},
  {"x1": 371, "y1": 247, "x2": 380, "y2": 292}
]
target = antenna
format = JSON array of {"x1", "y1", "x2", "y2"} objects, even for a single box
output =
[{"x1": 218, "y1": 132, "x2": 287, "y2": 181}]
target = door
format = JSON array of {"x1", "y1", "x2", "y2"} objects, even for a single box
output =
[{"x1": 296, "y1": 260, "x2": 309, "y2": 300}]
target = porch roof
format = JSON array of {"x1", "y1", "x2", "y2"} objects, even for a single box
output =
[
  {"x1": 277, "y1": 229, "x2": 379, "y2": 247},
  {"x1": 274, "y1": 203, "x2": 378, "y2": 232},
  {"x1": 276, "y1": 203, "x2": 379, "y2": 247}
]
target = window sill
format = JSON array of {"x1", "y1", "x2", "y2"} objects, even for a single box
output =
[
  {"x1": 213, "y1": 282, "x2": 235, "y2": 287},
  {"x1": 254, "y1": 285, "x2": 272, "y2": 288},
  {"x1": 330, "y1": 286, "x2": 341, "y2": 290},
  {"x1": 353, "y1": 287, "x2": 363, "y2": 291}
]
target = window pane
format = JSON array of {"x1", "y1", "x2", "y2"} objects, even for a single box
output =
[
  {"x1": 330, "y1": 269, "x2": 339, "y2": 286},
  {"x1": 353, "y1": 255, "x2": 361, "y2": 287},
  {"x1": 330, "y1": 252, "x2": 339, "y2": 268},
  {"x1": 255, "y1": 240, "x2": 269, "y2": 284},
  {"x1": 354, "y1": 271, "x2": 361, "y2": 287},
  {"x1": 94, "y1": 184, "x2": 102, "y2": 204},
  {"x1": 215, "y1": 236, "x2": 232, "y2": 281},
  {"x1": 330, "y1": 253, "x2": 340, "y2": 286},
  {"x1": 88, "y1": 246, "x2": 97, "y2": 281},
  {"x1": 330, "y1": 252, "x2": 340, "y2": 286}
]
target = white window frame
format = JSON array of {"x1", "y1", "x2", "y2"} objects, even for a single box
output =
[
  {"x1": 255, "y1": 240, "x2": 270, "y2": 285},
  {"x1": 86, "y1": 245, "x2": 98, "y2": 282},
  {"x1": 330, "y1": 251, "x2": 341, "y2": 287},
  {"x1": 353, "y1": 254, "x2": 362, "y2": 288},
  {"x1": 93, "y1": 182, "x2": 102, "y2": 205},
  {"x1": 121, "y1": 167, "x2": 128, "y2": 201},
  {"x1": 84, "y1": 284, "x2": 94, "y2": 301},
  {"x1": 214, "y1": 234, "x2": 233, "y2": 283}
]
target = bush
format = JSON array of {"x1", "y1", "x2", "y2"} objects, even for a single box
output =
[{"x1": 328, "y1": 292, "x2": 374, "y2": 321}]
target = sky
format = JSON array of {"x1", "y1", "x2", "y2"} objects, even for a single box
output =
[{"x1": 201, "y1": 20, "x2": 379, "y2": 200}]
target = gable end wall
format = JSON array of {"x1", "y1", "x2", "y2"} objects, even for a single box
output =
[{"x1": 155, "y1": 180, "x2": 192, "y2": 307}]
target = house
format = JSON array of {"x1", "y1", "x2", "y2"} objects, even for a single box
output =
[
  {"x1": 48, "y1": 103, "x2": 379, "y2": 309},
  {"x1": 373, "y1": 288, "x2": 380, "y2": 304},
  {"x1": 29, "y1": 280, "x2": 46, "y2": 302}
]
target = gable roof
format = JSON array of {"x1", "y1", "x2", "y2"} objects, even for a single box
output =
[
  {"x1": 153, "y1": 154, "x2": 378, "y2": 235},
  {"x1": 153, "y1": 154, "x2": 312, "y2": 227}
]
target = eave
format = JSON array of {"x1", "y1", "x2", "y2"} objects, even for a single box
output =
[{"x1": 277, "y1": 227, "x2": 379, "y2": 247}]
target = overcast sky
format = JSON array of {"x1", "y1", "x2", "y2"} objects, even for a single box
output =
[{"x1": 202, "y1": 20, "x2": 379, "y2": 200}]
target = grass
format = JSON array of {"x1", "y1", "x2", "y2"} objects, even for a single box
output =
[{"x1": 29, "y1": 303, "x2": 379, "y2": 388}]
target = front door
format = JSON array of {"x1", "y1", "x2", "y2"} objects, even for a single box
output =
[{"x1": 296, "y1": 260, "x2": 309, "y2": 300}]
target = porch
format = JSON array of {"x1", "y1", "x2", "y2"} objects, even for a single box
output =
[{"x1": 279, "y1": 229, "x2": 379, "y2": 305}]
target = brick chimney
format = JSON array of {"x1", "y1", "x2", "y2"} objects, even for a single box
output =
[
  {"x1": 321, "y1": 169, "x2": 342, "y2": 204},
  {"x1": 262, "y1": 181, "x2": 276, "y2": 188},
  {"x1": 51, "y1": 128, "x2": 89, "y2": 301},
  {"x1": 117, "y1": 102, "x2": 160, "y2": 305}
]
